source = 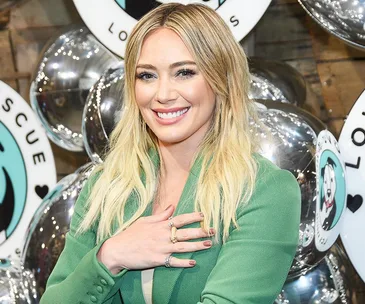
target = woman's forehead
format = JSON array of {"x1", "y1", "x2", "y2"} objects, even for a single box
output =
[{"x1": 137, "y1": 28, "x2": 193, "y2": 65}]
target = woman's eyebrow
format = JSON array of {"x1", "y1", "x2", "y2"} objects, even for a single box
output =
[{"x1": 136, "y1": 61, "x2": 197, "y2": 70}]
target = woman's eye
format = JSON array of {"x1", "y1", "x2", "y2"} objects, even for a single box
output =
[
  {"x1": 136, "y1": 72, "x2": 155, "y2": 81},
  {"x1": 0, "y1": 142, "x2": 4, "y2": 152},
  {"x1": 176, "y1": 69, "x2": 196, "y2": 78}
]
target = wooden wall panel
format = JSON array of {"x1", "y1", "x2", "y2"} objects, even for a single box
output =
[
  {"x1": 9, "y1": 0, "x2": 80, "y2": 29},
  {"x1": 254, "y1": 0, "x2": 326, "y2": 122},
  {"x1": 307, "y1": 19, "x2": 365, "y2": 138},
  {"x1": 0, "y1": 30, "x2": 18, "y2": 90}
]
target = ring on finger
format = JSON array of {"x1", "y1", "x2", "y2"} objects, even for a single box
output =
[
  {"x1": 168, "y1": 216, "x2": 175, "y2": 228},
  {"x1": 170, "y1": 226, "x2": 178, "y2": 244},
  {"x1": 165, "y1": 254, "x2": 173, "y2": 268}
]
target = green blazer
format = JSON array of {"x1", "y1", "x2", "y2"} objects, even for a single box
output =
[{"x1": 41, "y1": 153, "x2": 301, "y2": 304}]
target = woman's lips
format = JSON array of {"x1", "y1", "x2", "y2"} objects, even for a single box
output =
[{"x1": 153, "y1": 107, "x2": 190, "y2": 125}]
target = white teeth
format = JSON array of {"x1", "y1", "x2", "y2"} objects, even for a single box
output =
[{"x1": 157, "y1": 108, "x2": 188, "y2": 119}]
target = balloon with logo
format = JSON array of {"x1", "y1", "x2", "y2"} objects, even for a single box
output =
[
  {"x1": 314, "y1": 130, "x2": 347, "y2": 254},
  {"x1": 0, "y1": 259, "x2": 38, "y2": 303},
  {"x1": 253, "y1": 101, "x2": 345, "y2": 278},
  {"x1": 0, "y1": 81, "x2": 57, "y2": 261},
  {"x1": 30, "y1": 26, "x2": 119, "y2": 152},
  {"x1": 298, "y1": 0, "x2": 365, "y2": 49},
  {"x1": 83, "y1": 61, "x2": 124, "y2": 163},
  {"x1": 21, "y1": 163, "x2": 95, "y2": 296},
  {"x1": 275, "y1": 243, "x2": 362, "y2": 303},
  {"x1": 339, "y1": 89, "x2": 365, "y2": 283}
]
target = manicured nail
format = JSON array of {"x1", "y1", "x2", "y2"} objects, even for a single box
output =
[
  {"x1": 165, "y1": 205, "x2": 172, "y2": 211},
  {"x1": 200, "y1": 212, "x2": 204, "y2": 218},
  {"x1": 203, "y1": 240, "x2": 212, "y2": 247},
  {"x1": 209, "y1": 228, "x2": 215, "y2": 235},
  {"x1": 189, "y1": 260, "x2": 196, "y2": 266}
]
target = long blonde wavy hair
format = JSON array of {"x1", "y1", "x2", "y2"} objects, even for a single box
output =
[{"x1": 78, "y1": 3, "x2": 261, "y2": 243}]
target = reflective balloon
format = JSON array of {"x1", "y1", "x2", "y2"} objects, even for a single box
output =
[
  {"x1": 298, "y1": 0, "x2": 365, "y2": 49},
  {"x1": 30, "y1": 26, "x2": 119, "y2": 152},
  {"x1": 21, "y1": 163, "x2": 95, "y2": 296},
  {"x1": 83, "y1": 61, "x2": 124, "y2": 163},
  {"x1": 0, "y1": 0, "x2": 28, "y2": 13},
  {"x1": 0, "y1": 262, "x2": 38, "y2": 303},
  {"x1": 249, "y1": 58, "x2": 307, "y2": 106},
  {"x1": 253, "y1": 101, "x2": 327, "y2": 277},
  {"x1": 275, "y1": 244, "x2": 363, "y2": 303}
]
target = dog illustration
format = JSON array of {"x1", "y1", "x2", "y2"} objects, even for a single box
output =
[
  {"x1": 0, "y1": 153, "x2": 15, "y2": 244},
  {"x1": 116, "y1": 0, "x2": 226, "y2": 20},
  {"x1": 319, "y1": 157, "x2": 337, "y2": 231}
]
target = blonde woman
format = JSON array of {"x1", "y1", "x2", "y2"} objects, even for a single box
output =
[{"x1": 41, "y1": 3, "x2": 300, "y2": 304}]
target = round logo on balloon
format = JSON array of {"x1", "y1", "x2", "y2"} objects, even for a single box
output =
[
  {"x1": 339, "y1": 89, "x2": 365, "y2": 282},
  {"x1": 0, "y1": 81, "x2": 57, "y2": 259},
  {"x1": 315, "y1": 130, "x2": 346, "y2": 252},
  {"x1": 73, "y1": 0, "x2": 272, "y2": 57}
]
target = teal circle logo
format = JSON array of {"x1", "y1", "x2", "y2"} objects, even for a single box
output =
[
  {"x1": 0, "y1": 122, "x2": 27, "y2": 245},
  {"x1": 318, "y1": 150, "x2": 346, "y2": 230},
  {"x1": 0, "y1": 80, "x2": 57, "y2": 260},
  {"x1": 73, "y1": 0, "x2": 271, "y2": 57}
]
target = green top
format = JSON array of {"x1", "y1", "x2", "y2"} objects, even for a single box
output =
[{"x1": 41, "y1": 153, "x2": 301, "y2": 304}]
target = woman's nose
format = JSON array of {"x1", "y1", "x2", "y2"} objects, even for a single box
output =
[{"x1": 155, "y1": 77, "x2": 178, "y2": 103}]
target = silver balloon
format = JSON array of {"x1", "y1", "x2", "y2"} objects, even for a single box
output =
[
  {"x1": 249, "y1": 58, "x2": 307, "y2": 106},
  {"x1": 30, "y1": 26, "x2": 119, "y2": 152},
  {"x1": 0, "y1": 0, "x2": 28, "y2": 13},
  {"x1": 0, "y1": 262, "x2": 38, "y2": 303},
  {"x1": 298, "y1": 0, "x2": 365, "y2": 49},
  {"x1": 275, "y1": 244, "x2": 363, "y2": 303},
  {"x1": 82, "y1": 61, "x2": 124, "y2": 163},
  {"x1": 21, "y1": 163, "x2": 95, "y2": 296},
  {"x1": 253, "y1": 101, "x2": 327, "y2": 278}
]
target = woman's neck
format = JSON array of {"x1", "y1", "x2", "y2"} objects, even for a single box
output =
[{"x1": 158, "y1": 141, "x2": 198, "y2": 179}]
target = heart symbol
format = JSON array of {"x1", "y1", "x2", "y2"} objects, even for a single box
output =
[
  {"x1": 35, "y1": 185, "x2": 49, "y2": 199},
  {"x1": 347, "y1": 194, "x2": 363, "y2": 213}
]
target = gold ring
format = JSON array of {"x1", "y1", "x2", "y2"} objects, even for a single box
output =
[{"x1": 170, "y1": 226, "x2": 178, "y2": 243}]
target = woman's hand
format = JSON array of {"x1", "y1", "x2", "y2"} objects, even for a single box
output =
[{"x1": 96, "y1": 205, "x2": 213, "y2": 275}]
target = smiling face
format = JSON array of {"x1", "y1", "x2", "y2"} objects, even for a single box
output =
[{"x1": 135, "y1": 27, "x2": 216, "y2": 147}]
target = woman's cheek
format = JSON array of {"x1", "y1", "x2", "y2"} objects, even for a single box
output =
[{"x1": 136, "y1": 86, "x2": 156, "y2": 104}]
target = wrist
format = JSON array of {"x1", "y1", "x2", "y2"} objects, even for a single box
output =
[{"x1": 97, "y1": 238, "x2": 121, "y2": 275}]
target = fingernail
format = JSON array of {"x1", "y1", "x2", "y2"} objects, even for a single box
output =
[
  {"x1": 189, "y1": 260, "x2": 196, "y2": 266},
  {"x1": 203, "y1": 240, "x2": 212, "y2": 247},
  {"x1": 200, "y1": 212, "x2": 204, "y2": 218},
  {"x1": 209, "y1": 228, "x2": 215, "y2": 235},
  {"x1": 165, "y1": 205, "x2": 172, "y2": 211}
]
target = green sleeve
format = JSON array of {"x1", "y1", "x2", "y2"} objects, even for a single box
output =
[
  {"x1": 40, "y1": 175, "x2": 127, "y2": 304},
  {"x1": 199, "y1": 169, "x2": 301, "y2": 304}
]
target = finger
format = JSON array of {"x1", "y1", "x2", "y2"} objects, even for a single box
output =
[
  {"x1": 172, "y1": 240, "x2": 212, "y2": 254},
  {"x1": 165, "y1": 256, "x2": 196, "y2": 268},
  {"x1": 147, "y1": 205, "x2": 175, "y2": 222},
  {"x1": 176, "y1": 228, "x2": 212, "y2": 241},
  {"x1": 170, "y1": 212, "x2": 204, "y2": 228}
]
